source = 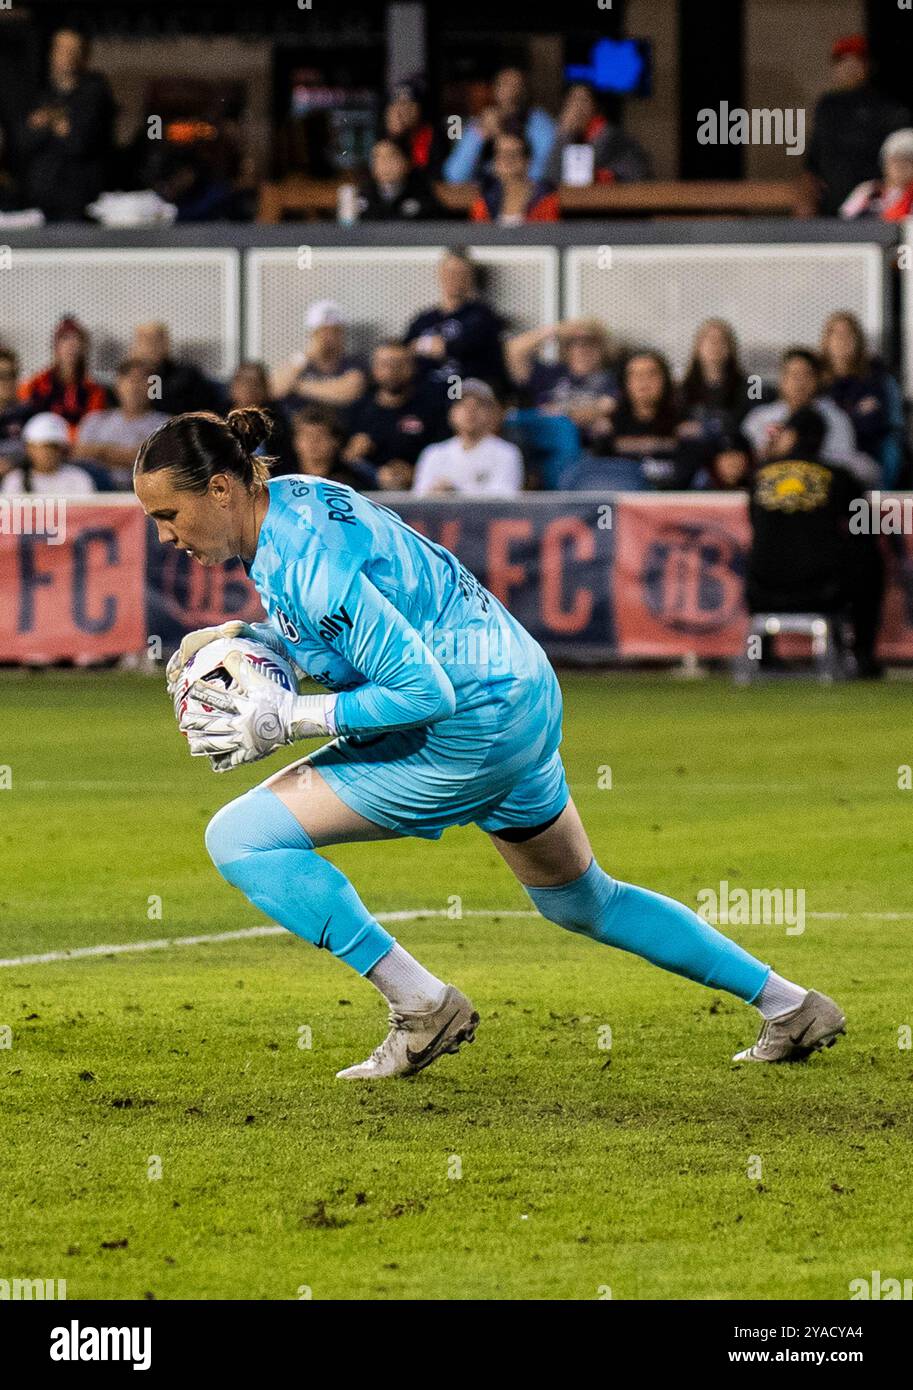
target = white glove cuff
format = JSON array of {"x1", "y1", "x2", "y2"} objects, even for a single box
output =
[{"x1": 290, "y1": 692, "x2": 337, "y2": 740}]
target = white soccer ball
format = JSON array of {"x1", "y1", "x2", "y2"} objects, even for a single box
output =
[{"x1": 175, "y1": 635, "x2": 297, "y2": 717}]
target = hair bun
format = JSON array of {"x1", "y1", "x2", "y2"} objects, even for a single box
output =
[{"x1": 226, "y1": 406, "x2": 271, "y2": 453}]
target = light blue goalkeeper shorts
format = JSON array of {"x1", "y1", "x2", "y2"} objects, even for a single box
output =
[{"x1": 305, "y1": 661, "x2": 569, "y2": 841}]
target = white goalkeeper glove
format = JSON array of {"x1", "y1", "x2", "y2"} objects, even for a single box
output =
[
  {"x1": 180, "y1": 650, "x2": 337, "y2": 773},
  {"x1": 166, "y1": 621, "x2": 306, "y2": 704}
]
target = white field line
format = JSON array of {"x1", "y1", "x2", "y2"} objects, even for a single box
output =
[{"x1": 0, "y1": 907, "x2": 911, "y2": 969}]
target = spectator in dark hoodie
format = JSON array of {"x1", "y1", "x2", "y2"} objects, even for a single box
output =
[
  {"x1": 356, "y1": 137, "x2": 445, "y2": 221},
  {"x1": 20, "y1": 29, "x2": 115, "y2": 221}
]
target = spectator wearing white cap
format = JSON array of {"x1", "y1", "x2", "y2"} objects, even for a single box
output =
[
  {"x1": 412, "y1": 379, "x2": 523, "y2": 496},
  {"x1": 1, "y1": 411, "x2": 95, "y2": 494},
  {"x1": 840, "y1": 128, "x2": 913, "y2": 221},
  {"x1": 271, "y1": 300, "x2": 367, "y2": 409}
]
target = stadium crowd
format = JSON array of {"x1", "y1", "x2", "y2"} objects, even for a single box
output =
[
  {"x1": 0, "y1": 246, "x2": 906, "y2": 503},
  {"x1": 1, "y1": 29, "x2": 911, "y2": 225}
]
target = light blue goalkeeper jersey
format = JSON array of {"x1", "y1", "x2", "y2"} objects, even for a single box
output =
[{"x1": 247, "y1": 475, "x2": 550, "y2": 739}]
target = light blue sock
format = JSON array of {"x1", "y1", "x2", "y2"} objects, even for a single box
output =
[
  {"x1": 525, "y1": 859, "x2": 770, "y2": 1002},
  {"x1": 204, "y1": 786, "x2": 395, "y2": 976}
]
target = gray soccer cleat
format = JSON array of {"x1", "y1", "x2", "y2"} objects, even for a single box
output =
[
  {"x1": 733, "y1": 989, "x2": 846, "y2": 1063},
  {"x1": 336, "y1": 984, "x2": 479, "y2": 1080}
]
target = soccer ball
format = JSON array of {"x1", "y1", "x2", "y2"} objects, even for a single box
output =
[{"x1": 175, "y1": 635, "x2": 297, "y2": 719}]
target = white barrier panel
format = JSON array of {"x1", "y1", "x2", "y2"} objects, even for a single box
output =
[
  {"x1": 0, "y1": 248, "x2": 240, "y2": 381},
  {"x1": 244, "y1": 245, "x2": 559, "y2": 368},
  {"x1": 564, "y1": 243, "x2": 885, "y2": 379}
]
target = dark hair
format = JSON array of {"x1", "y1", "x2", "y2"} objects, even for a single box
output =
[
  {"x1": 781, "y1": 347, "x2": 821, "y2": 376},
  {"x1": 620, "y1": 349, "x2": 679, "y2": 428},
  {"x1": 134, "y1": 408, "x2": 274, "y2": 490},
  {"x1": 820, "y1": 311, "x2": 869, "y2": 381},
  {"x1": 0, "y1": 346, "x2": 18, "y2": 370},
  {"x1": 681, "y1": 319, "x2": 745, "y2": 410},
  {"x1": 291, "y1": 403, "x2": 345, "y2": 445}
]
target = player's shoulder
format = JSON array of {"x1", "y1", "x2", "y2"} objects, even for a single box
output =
[{"x1": 263, "y1": 474, "x2": 378, "y2": 564}]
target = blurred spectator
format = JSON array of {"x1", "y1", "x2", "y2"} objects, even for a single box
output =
[
  {"x1": 271, "y1": 300, "x2": 366, "y2": 409},
  {"x1": 797, "y1": 35, "x2": 910, "y2": 217},
  {"x1": 20, "y1": 29, "x2": 115, "y2": 222},
  {"x1": 130, "y1": 321, "x2": 224, "y2": 416},
  {"x1": 19, "y1": 316, "x2": 109, "y2": 436},
  {"x1": 442, "y1": 66, "x2": 556, "y2": 184},
  {"x1": 229, "y1": 361, "x2": 295, "y2": 475},
  {"x1": 356, "y1": 137, "x2": 445, "y2": 221},
  {"x1": 289, "y1": 403, "x2": 375, "y2": 491},
  {"x1": 0, "y1": 348, "x2": 34, "y2": 468},
  {"x1": 343, "y1": 341, "x2": 449, "y2": 490},
  {"x1": 741, "y1": 348, "x2": 880, "y2": 485},
  {"x1": 145, "y1": 143, "x2": 243, "y2": 222},
  {"x1": 412, "y1": 379, "x2": 523, "y2": 495},
  {"x1": 1, "y1": 411, "x2": 95, "y2": 494},
  {"x1": 470, "y1": 130, "x2": 559, "y2": 224},
  {"x1": 677, "y1": 319, "x2": 764, "y2": 484},
  {"x1": 840, "y1": 128, "x2": 913, "y2": 221},
  {"x1": 745, "y1": 405, "x2": 883, "y2": 678},
  {"x1": 544, "y1": 83, "x2": 651, "y2": 186},
  {"x1": 505, "y1": 319, "x2": 616, "y2": 444},
  {"x1": 819, "y1": 312, "x2": 907, "y2": 488},
  {"x1": 588, "y1": 350, "x2": 686, "y2": 488},
  {"x1": 75, "y1": 359, "x2": 169, "y2": 487},
  {"x1": 383, "y1": 78, "x2": 446, "y2": 177},
  {"x1": 405, "y1": 249, "x2": 506, "y2": 391}
]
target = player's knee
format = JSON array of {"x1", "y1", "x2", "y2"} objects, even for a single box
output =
[{"x1": 204, "y1": 786, "x2": 314, "y2": 874}]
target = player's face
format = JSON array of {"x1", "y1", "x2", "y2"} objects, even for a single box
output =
[
  {"x1": 135, "y1": 468, "x2": 240, "y2": 566},
  {"x1": 780, "y1": 358, "x2": 817, "y2": 410}
]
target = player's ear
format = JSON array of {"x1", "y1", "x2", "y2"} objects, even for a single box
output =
[{"x1": 209, "y1": 472, "x2": 233, "y2": 505}]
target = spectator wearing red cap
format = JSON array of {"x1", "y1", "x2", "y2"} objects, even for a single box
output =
[
  {"x1": 18, "y1": 317, "x2": 109, "y2": 437},
  {"x1": 797, "y1": 34, "x2": 910, "y2": 216}
]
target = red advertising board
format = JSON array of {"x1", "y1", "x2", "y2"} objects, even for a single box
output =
[{"x1": 0, "y1": 500, "x2": 147, "y2": 663}]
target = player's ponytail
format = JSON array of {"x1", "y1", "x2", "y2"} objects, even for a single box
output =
[{"x1": 134, "y1": 409, "x2": 275, "y2": 491}]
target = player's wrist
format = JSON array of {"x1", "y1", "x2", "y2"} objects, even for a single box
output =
[{"x1": 289, "y1": 692, "x2": 337, "y2": 740}]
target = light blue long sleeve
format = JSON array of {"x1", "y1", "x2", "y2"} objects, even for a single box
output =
[{"x1": 283, "y1": 559, "x2": 457, "y2": 737}]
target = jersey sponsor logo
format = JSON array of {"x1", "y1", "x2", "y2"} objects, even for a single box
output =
[
  {"x1": 318, "y1": 604, "x2": 353, "y2": 642},
  {"x1": 318, "y1": 482, "x2": 358, "y2": 526},
  {"x1": 275, "y1": 609, "x2": 300, "y2": 643}
]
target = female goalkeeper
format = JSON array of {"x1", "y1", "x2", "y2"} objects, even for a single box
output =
[{"x1": 134, "y1": 408, "x2": 845, "y2": 1079}]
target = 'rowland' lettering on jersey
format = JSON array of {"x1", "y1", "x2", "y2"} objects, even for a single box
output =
[{"x1": 318, "y1": 605, "x2": 354, "y2": 642}]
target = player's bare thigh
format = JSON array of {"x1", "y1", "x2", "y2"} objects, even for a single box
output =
[
  {"x1": 262, "y1": 756, "x2": 402, "y2": 847},
  {"x1": 488, "y1": 798, "x2": 593, "y2": 887}
]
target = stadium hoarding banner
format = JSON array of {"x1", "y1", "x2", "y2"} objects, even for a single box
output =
[
  {"x1": 2, "y1": 493, "x2": 913, "y2": 664},
  {"x1": 0, "y1": 498, "x2": 147, "y2": 664}
]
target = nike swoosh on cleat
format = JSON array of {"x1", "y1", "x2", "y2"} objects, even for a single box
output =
[
  {"x1": 788, "y1": 1019, "x2": 815, "y2": 1046},
  {"x1": 405, "y1": 1011, "x2": 461, "y2": 1067}
]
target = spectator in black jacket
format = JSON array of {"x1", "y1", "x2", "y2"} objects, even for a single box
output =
[
  {"x1": 356, "y1": 137, "x2": 445, "y2": 221},
  {"x1": 130, "y1": 322, "x2": 225, "y2": 416},
  {"x1": 746, "y1": 405, "x2": 884, "y2": 676},
  {"x1": 20, "y1": 29, "x2": 115, "y2": 221},
  {"x1": 343, "y1": 341, "x2": 449, "y2": 490},
  {"x1": 404, "y1": 248, "x2": 506, "y2": 393},
  {"x1": 797, "y1": 34, "x2": 910, "y2": 216},
  {"x1": 819, "y1": 310, "x2": 906, "y2": 485},
  {"x1": 0, "y1": 347, "x2": 34, "y2": 472}
]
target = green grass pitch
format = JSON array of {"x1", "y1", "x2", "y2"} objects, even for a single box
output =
[{"x1": 1, "y1": 670, "x2": 910, "y2": 1300}]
